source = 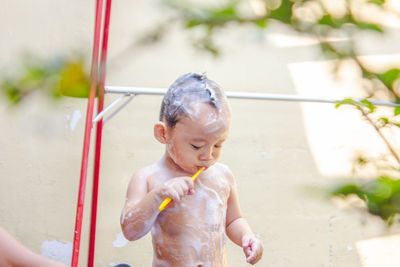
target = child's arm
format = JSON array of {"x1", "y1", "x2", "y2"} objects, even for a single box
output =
[
  {"x1": 0, "y1": 227, "x2": 67, "y2": 267},
  {"x1": 224, "y1": 169, "x2": 263, "y2": 265},
  {"x1": 121, "y1": 168, "x2": 194, "y2": 241}
]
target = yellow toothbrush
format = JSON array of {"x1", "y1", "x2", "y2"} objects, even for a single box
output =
[{"x1": 158, "y1": 167, "x2": 205, "y2": 211}]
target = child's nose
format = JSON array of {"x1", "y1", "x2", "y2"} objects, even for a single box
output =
[{"x1": 199, "y1": 148, "x2": 213, "y2": 161}]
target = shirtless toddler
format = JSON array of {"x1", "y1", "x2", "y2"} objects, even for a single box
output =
[{"x1": 121, "y1": 73, "x2": 263, "y2": 266}]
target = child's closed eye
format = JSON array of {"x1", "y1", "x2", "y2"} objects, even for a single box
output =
[{"x1": 191, "y1": 144, "x2": 201, "y2": 150}]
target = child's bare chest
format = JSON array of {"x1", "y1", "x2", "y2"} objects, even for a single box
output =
[{"x1": 156, "y1": 176, "x2": 230, "y2": 236}]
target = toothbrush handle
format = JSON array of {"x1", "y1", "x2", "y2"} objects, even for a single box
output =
[
  {"x1": 158, "y1": 167, "x2": 205, "y2": 212},
  {"x1": 158, "y1": 197, "x2": 173, "y2": 211}
]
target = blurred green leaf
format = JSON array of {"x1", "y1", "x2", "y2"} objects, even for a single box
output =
[
  {"x1": 318, "y1": 14, "x2": 344, "y2": 28},
  {"x1": 336, "y1": 98, "x2": 360, "y2": 108},
  {"x1": 378, "y1": 117, "x2": 389, "y2": 126},
  {"x1": 357, "y1": 157, "x2": 368, "y2": 166},
  {"x1": 186, "y1": 19, "x2": 203, "y2": 28},
  {"x1": 185, "y1": 3, "x2": 242, "y2": 28},
  {"x1": 395, "y1": 106, "x2": 400, "y2": 116},
  {"x1": 377, "y1": 69, "x2": 400, "y2": 90},
  {"x1": 369, "y1": 0, "x2": 385, "y2": 5},
  {"x1": 21, "y1": 65, "x2": 48, "y2": 86},
  {"x1": 331, "y1": 176, "x2": 400, "y2": 224},
  {"x1": 268, "y1": 0, "x2": 293, "y2": 24},
  {"x1": 57, "y1": 60, "x2": 90, "y2": 98},
  {"x1": 254, "y1": 18, "x2": 268, "y2": 28},
  {"x1": 360, "y1": 99, "x2": 376, "y2": 113},
  {"x1": 317, "y1": 13, "x2": 383, "y2": 32},
  {"x1": 332, "y1": 183, "x2": 362, "y2": 197},
  {"x1": 336, "y1": 99, "x2": 376, "y2": 113},
  {"x1": 209, "y1": 4, "x2": 238, "y2": 20},
  {"x1": 354, "y1": 21, "x2": 383, "y2": 32},
  {"x1": 1, "y1": 79, "x2": 22, "y2": 104},
  {"x1": 1, "y1": 55, "x2": 90, "y2": 104}
]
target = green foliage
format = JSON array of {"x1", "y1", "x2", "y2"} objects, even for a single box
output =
[
  {"x1": 184, "y1": 3, "x2": 242, "y2": 28},
  {"x1": 316, "y1": 14, "x2": 383, "y2": 33},
  {"x1": 354, "y1": 21, "x2": 383, "y2": 32},
  {"x1": 377, "y1": 69, "x2": 400, "y2": 91},
  {"x1": 1, "y1": 55, "x2": 91, "y2": 104},
  {"x1": 369, "y1": 0, "x2": 386, "y2": 5},
  {"x1": 361, "y1": 68, "x2": 400, "y2": 103},
  {"x1": 163, "y1": 0, "x2": 386, "y2": 51},
  {"x1": 332, "y1": 176, "x2": 400, "y2": 225},
  {"x1": 336, "y1": 98, "x2": 376, "y2": 113},
  {"x1": 378, "y1": 117, "x2": 389, "y2": 127},
  {"x1": 334, "y1": 98, "x2": 400, "y2": 225},
  {"x1": 58, "y1": 60, "x2": 91, "y2": 98},
  {"x1": 395, "y1": 106, "x2": 400, "y2": 116},
  {"x1": 316, "y1": 13, "x2": 382, "y2": 33},
  {"x1": 268, "y1": 0, "x2": 294, "y2": 24}
]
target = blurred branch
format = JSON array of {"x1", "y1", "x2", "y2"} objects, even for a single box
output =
[{"x1": 359, "y1": 106, "x2": 400, "y2": 165}]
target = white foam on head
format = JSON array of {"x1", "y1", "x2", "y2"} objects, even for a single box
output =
[{"x1": 185, "y1": 101, "x2": 231, "y2": 137}]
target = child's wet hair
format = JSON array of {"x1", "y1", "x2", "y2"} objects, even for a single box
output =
[{"x1": 160, "y1": 72, "x2": 227, "y2": 128}]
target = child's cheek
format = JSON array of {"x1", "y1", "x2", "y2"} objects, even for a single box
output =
[
  {"x1": 167, "y1": 143, "x2": 185, "y2": 166},
  {"x1": 166, "y1": 143, "x2": 178, "y2": 161}
]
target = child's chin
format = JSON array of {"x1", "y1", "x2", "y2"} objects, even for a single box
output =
[
  {"x1": 187, "y1": 166, "x2": 203, "y2": 174},
  {"x1": 178, "y1": 165, "x2": 195, "y2": 174},
  {"x1": 179, "y1": 164, "x2": 207, "y2": 174}
]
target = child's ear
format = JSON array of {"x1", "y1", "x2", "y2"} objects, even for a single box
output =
[{"x1": 154, "y1": 121, "x2": 167, "y2": 144}]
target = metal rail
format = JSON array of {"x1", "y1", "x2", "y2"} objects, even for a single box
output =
[{"x1": 105, "y1": 85, "x2": 400, "y2": 107}]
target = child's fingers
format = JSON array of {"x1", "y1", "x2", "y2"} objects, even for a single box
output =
[
  {"x1": 244, "y1": 247, "x2": 252, "y2": 259},
  {"x1": 246, "y1": 240, "x2": 263, "y2": 265},
  {"x1": 161, "y1": 176, "x2": 195, "y2": 202},
  {"x1": 175, "y1": 186, "x2": 185, "y2": 199},
  {"x1": 180, "y1": 177, "x2": 195, "y2": 195},
  {"x1": 178, "y1": 178, "x2": 193, "y2": 196},
  {"x1": 245, "y1": 245, "x2": 258, "y2": 264},
  {"x1": 241, "y1": 234, "x2": 251, "y2": 248},
  {"x1": 242, "y1": 236, "x2": 263, "y2": 265},
  {"x1": 188, "y1": 188, "x2": 195, "y2": 195},
  {"x1": 169, "y1": 191, "x2": 180, "y2": 201},
  {"x1": 246, "y1": 252, "x2": 257, "y2": 264},
  {"x1": 242, "y1": 236, "x2": 252, "y2": 260},
  {"x1": 183, "y1": 177, "x2": 194, "y2": 189}
]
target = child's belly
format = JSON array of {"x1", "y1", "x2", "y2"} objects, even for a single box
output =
[
  {"x1": 152, "y1": 223, "x2": 228, "y2": 267},
  {"x1": 151, "y1": 185, "x2": 229, "y2": 266}
]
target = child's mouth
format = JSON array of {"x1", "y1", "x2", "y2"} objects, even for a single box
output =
[{"x1": 198, "y1": 166, "x2": 208, "y2": 171}]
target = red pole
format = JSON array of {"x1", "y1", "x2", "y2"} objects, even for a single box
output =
[
  {"x1": 88, "y1": 0, "x2": 112, "y2": 266},
  {"x1": 71, "y1": 0, "x2": 104, "y2": 266}
]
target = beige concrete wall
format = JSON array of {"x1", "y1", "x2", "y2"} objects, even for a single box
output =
[{"x1": 1, "y1": 0, "x2": 400, "y2": 266}]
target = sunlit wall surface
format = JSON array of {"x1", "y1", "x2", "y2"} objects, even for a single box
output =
[{"x1": 1, "y1": 0, "x2": 400, "y2": 266}]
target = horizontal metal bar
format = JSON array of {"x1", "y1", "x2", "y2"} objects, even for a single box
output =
[
  {"x1": 105, "y1": 85, "x2": 400, "y2": 107},
  {"x1": 106, "y1": 86, "x2": 166, "y2": 95}
]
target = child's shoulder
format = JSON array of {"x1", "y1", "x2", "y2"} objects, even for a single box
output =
[
  {"x1": 213, "y1": 162, "x2": 231, "y2": 172},
  {"x1": 133, "y1": 163, "x2": 161, "y2": 180},
  {"x1": 212, "y1": 162, "x2": 235, "y2": 182}
]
